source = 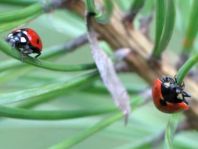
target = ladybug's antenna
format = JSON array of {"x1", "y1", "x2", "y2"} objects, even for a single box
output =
[{"x1": 182, "y1": 91, "x2": 191, "y2": 98}]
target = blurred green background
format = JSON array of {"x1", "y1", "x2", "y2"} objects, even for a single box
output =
[{"x1": 0, "y1": 0, "x2": 197, "y2": 149}]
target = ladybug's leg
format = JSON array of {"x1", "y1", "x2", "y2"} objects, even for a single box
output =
[
  {"x1": 182, "y1": 91, "x2": 191, "y2": 97},
  {"x1": 35, "y1": 52, "x2": 41, "y2": 58},
  {"x1": 175, "y1": 87, "x2": 182, "y2": 94},
  {"x1": 19, "y1": 51, "x2": 25, "y2": 62},
  {"x1": 23, "y1": 49, "x2": 33, "y2": 55},
  {"x1": 20, "y1": 48, "x2": 34, "y2": 61}
]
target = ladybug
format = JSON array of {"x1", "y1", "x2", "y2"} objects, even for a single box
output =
[
  {"x1": 6, "y1": 28, "x2": 42, "y2": 58},
  {"x1": 152, "y1": 76, "x2": 190, "y2": 113}
]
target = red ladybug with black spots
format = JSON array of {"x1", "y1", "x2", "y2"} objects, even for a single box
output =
[
  {"x1": 152, "y1": 76, "x2": 190, "y2": 113},
  {"x1": 6, "y1": 28, "x2": 42, "y2": 58}
]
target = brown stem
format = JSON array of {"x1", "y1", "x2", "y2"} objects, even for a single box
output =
[{"x1": 139, "y1": 13, "x2": 153, "y2": 39}]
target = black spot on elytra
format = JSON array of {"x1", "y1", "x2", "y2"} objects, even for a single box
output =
[
  {"x1": 160, "y1": 99, "x2": 167, "y2": 106},
  {"x1": 37, "y1": 39, "x2": 40, "y2": 44}
]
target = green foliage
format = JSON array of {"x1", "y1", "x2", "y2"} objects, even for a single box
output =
[
  {"x1": 0, "y1": 1, "x2": 197, "y2": 149},
  {"x1": 0, "y1": 71, "x2": 97, "y2": 104},
  {"x1": 152, "y1": 0, "x2": 175, "y2": 59},
  {"x1": 164, "y1": 114, "x2": 181, "y2": 149},
  {"x1": 0, "y1": 104, "x2": 114, "y2": 120},
  {"x1": 0, "y1": 0, "x2": 36, "y2": 5},
  {"x1": 183, "y1": 0, "x2": 198, "y2": 52},
  {"x1": 51, "y1": 96, "x2": 143, "y2": 149},
  {"x1": 0, "y1": 3, "x2": 42, "y2": 23},
  {"x1": 130, "y1": 0, "x2": 145, "y2": 14},
  {"x1": 85, "y1": 0, "x2": 113, "y2": 23},
  {"x1": 177, "y1": 53, "x2": 198, "y2": 84}
]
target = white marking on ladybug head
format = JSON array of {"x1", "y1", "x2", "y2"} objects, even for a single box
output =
[
  {"x1": 164, "y1": 82, "x2": 170, "y2": 88},
  {"x1": 7, "y1": 33, "x2": 13, "y2": 38},
  {"x1": 177, "y1": 93, "x2": 183, "y2": 100},
  {"x1": 20, "y1": 37, "x2": 26, "y2": 43}
]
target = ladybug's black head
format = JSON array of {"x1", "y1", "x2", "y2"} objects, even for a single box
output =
[
  {"x1": 6, "y1": 33, "x2": 20, "y2": 47},
  {"x1": 161, "y1": 76, "x2": 190, "y2": 105},
  {"x1": 6, "y1": 31, "x2": 28, "y2": 48}
]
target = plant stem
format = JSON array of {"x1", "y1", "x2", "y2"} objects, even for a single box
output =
[
  {"x1": 0, "y1": 0, "x2": 36, "y2": 5},
  {"x1": 86, "y1": 0, "x2": 96, "y2": 13},
  {"x1": 176, "y1": 53, "x2": 198, "y2": 85},
  {"x1": 0, "y1": 13, "x2": 41, "y2": 33},
  {"x1": 152, "y1": 0, "x2": 175, "y2": 59},
  {"x1": 0, "y1": 3, "x2": 43, "y2": 23},
  {"x1": 0, "y1": 71, "x2": 98, "y2": 105},
  {"x1": 51, "y1": 113, "x2": 123, "y2": 149},
  {"x1": 164, "y1": 113, "x2": 181, "y2": 149},
  {"x1": 50, "y1": 96, "x2": 144, "y2": 149},
  {"x1": 151, "y1": 0, "x2": 165, "y2": 59},
  {"x1": 0, "y1": 105, "x2": 116, "y2": 120},
  {"x1": 85, "y1": 0, "x2": 113, "y2": 24},
  {"x1": 17, "y1": 72, "x2": 96, "y2": 109},
  {"x1": 0, "y1": 40, "x2": 96, "y2": 72},
  {"x1": 182, "y1": 0, "x2": 198, "y2": 53}
]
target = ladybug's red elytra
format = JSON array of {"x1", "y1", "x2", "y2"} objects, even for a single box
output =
[
  {"x1": 6, "y1": 28, "x2": 43, "y2": 58},
  {"x1": 152, "y1": 76, "x2": 190, "y2": 113}
]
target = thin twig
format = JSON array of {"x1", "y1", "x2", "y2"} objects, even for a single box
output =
[
  {"x1": 86, "y1": 12, "x2": 131, "y2": 123},
  {"x1": 139, "y1": 13, "x2": 153, "y2": 39},
  {"x1": 62, "y1": 34, "x2": 89, "y2": 53}
]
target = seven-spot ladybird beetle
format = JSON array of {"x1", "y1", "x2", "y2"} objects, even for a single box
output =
[
  {"x1": 6, "y1": 28, "x2": 42, "y2": 58},
  {"x1": 152, "y1": 76, "x2": 190, "y2": 113}
]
